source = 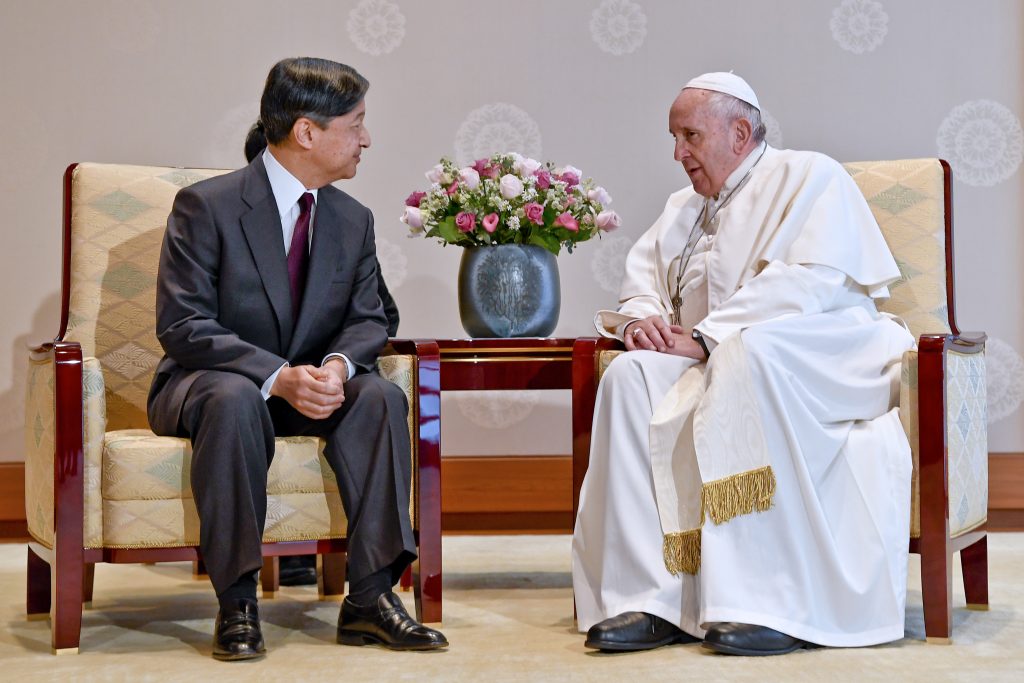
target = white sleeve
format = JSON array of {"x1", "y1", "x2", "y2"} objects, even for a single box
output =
[{"x1": 695, "y1": 261, "x2": 851, "y2": 353}]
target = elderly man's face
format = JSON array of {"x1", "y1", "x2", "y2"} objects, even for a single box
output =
[{"x1": 668, "y1": 89, "x2": 745, "y2": 197}]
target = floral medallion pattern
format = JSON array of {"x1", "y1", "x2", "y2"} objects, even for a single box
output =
[
  {"x1": 830, "y1": 0, "x2": 888, "y2": 54},
  {"x1": 454, "y1": 389, "x2": 541, "y2": 429},
  {"x1": 375, "y1": 237, "x2": 408, "y2": 289},
  {"x1": 591, "y1": 234, "x2": 633, "y2": 293},
  {"x1": 347, "y1": 0, "x2": 407, "y2": 56},
  {"x1": 985, "y1": 337, "x2": 1024, "y2": 424},
  {"x1": 454, "y1": 104, "x2": 543, "y2": 168},
  {"x1": 208, "y1": 101, "x2": 260, "y2": 168},
  {"x1": 762, "y1": 110, "x2": 784, "y2": 149},
  {"x1": 937, "y1": 100, "x2": 1024, "y2": 187},
  {"x1": 590, "y1": 0, "x2": 648, "y2": 56}
]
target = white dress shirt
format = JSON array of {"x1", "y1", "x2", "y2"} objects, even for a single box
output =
[{"x1": 260, "y1": 148, "x2": 354, "y2": 399}]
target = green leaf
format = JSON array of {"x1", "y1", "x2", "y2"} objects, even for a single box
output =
[
  {"x1": 437, "y1": 216, "x2": 461, "y2": 244},
  {"x1": 528, "y1": 232, "x2": 560, "y2": 255}
]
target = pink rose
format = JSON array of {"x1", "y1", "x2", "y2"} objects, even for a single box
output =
[
  {"x1": 499, "y1": 174, "x2": 524, "y2": 199},
  {"x1": 400, "y1": 206, "x2": 423, "y2": 231},
  {"x1": 405, "y1": 190, "x2": 426, "y2": 207},
  {"x1": 523, "y1": 202, "x2": 545, "y2": 225},
  {"x1": 446, "y1": 181, "x2": 460, "y2": 196},
  {"x1": 473, "y1": 158, "x2": 499, "y2": 179},
  {"x1": 559, "y1": 171, "x2": 580, "y2": 188},
  {"x1": 459, "y1": 167, "x2": 481, "y2": 190},
  {"x1": 482, "y1": 213, "x2": 499, "y2": 233},
  {"x1": 534, "y1": 169, "x2": 551, "y2": 190},
  {"x1": 455, "y1": 211, "x2": 477, "y2": 233},
  {"x1": 596, "y1": 210, "x2": 621, "y2": 231},
  {"x1": 554, "y1": 212, "x2": 579, "y2": 232}
]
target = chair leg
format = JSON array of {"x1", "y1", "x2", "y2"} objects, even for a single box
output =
[
  {"x1": 319, "y1": 552, "x2": 346, "y2": 601},
  {"x1": 261, "y1": 556, "x2": 280, "y2": 598},
  {"x1": 415, "y1": 532, "x2": 442, "y2": 624},
  {"x1": 51, "y1": 549, "x2": 85, "y2": 654},
  {"x1": 399, "y1": 565, "x2": 412, "y2": 592},
  {"x1": 82, "y1": 563, "x2": 95, "y2": 608},
  {"x1": 920, "y1": 534, "x2": 953, "y2": 643},
  {"x1": 961, "y1": 534, "x2": 989, "y2": 610},
  {"x1": 27, "y1": 546, "x2": 51, "y2": 619}
]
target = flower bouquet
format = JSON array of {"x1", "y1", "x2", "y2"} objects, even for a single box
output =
[
  {"x1": 400, "y1": 153, "x2": 620, "y2": 255},
  {"x1": 399, "y1": 153, "x2": 621, "y2": 337}
]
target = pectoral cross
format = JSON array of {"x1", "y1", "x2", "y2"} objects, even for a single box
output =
[{"x1": 670, "y1": 296, "x2": 682, "y2": 326}]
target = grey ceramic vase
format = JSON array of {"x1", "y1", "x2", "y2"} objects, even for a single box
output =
[{"x1": 458, "y1": 244, "x2": 560, "y2": 337}]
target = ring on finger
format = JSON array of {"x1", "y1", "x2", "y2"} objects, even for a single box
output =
[{"x1": 631, "y1": 327, "x2": 643, "y2": 338}]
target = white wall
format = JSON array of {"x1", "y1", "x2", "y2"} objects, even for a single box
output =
[{"x1": 0, "y1": 0, "x2": 1022, "y2": 462}]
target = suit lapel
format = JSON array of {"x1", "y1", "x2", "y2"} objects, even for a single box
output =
[
  {"x1": 239, "y1": 158, "x2": 295, "y2": 349},
  {"x1": 288, "y1": 193, "x2": 347, "y2": 357}
]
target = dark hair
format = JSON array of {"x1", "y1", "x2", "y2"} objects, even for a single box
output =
[
  {"x1": 244, "y1": 121, "x2": 267, "y2": 163},
  {"x1": 260, "y1": 57, "x2": 369, "y2": 145}
]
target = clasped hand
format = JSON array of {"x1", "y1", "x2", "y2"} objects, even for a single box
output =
[
  {"x1": 624, "y1": 315, "x2": 705, "y2": 360},
  {"x1": 270, "y1": 361, "x2": 346, "y2": 419}
]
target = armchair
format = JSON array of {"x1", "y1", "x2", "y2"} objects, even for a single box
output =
[
  {"x1": 571, "y1": 158, "x2": 988, "y2": 643},
  {"x1": 24, "y1": 162, "x2": 443, "y2": 654}
]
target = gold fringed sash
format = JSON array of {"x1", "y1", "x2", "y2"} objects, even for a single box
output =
[
  {"x1": 702, "y1": 465, "x2": 776, "y2": 525},
  {"x1": 662, "y1": 466, "x2": 777, "y2": 575},
  {"x1": 663, "y1": 528, "x2": 701, "y2": 576}
]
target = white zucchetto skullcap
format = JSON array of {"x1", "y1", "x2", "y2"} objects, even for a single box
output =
[{"x1": 683, "y1": 71, "x2": 760, "y2": 111}]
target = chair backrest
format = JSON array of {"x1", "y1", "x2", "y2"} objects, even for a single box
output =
[
  {"x1": 842, "y1": 159, "x2": 955, "y2": 338},
  {"x1": 61, "y1": 163, "x2": 231, "y2": 430}
]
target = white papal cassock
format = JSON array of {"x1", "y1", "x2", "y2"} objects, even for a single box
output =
[{"x1": 573, "y1": 142, "x2": 917, "y2": 646}]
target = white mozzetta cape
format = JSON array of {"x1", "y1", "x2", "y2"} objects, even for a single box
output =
[{"x1": 597, "y1": 145, "x2": 901, "y2": 341}]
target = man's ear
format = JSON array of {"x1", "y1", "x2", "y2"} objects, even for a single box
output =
[
  {"x1": 732, "y1": 118, "x2": 753, "y2": 153},
  {"x1": 291, "y1": 117, "x2": 316, "y2": 150}
]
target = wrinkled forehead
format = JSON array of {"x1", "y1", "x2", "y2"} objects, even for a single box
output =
[{"x1": 669, "y1": 88, "x2": 715, "y2": 129}]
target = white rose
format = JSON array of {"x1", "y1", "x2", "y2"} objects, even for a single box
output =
[
  {"x1": 499, "y1": 173, "x2": 524, "y2": 199},
  {"x1": 459, "y1": 167, "x2": 481, "y2": 190},
  {"x1": 401, "y1": 206, "x2": 424, "y2": 231},
  {"x1": 514, "y1": 157, "x2": 542, "y2": 177},
  {"x1": 425, "y1": 164, "x2": 444, "y2": 183},
  {"x1": 588, "y1": 186, "x2": 613, "y2": 206},
  {"x1": 596, "y1": 210, "x2": 621, "y2": 232}
]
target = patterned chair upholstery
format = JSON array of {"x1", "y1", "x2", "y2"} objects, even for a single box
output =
[
  {"x1": 571, "y1": 158, "x2": 988, "y2": 643},
  {"x1": 24, "y1": 163, "x2": 443, "y2": 654}
]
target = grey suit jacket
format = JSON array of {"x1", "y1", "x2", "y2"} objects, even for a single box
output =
[{"x1": 147, "y1": 155, "x2": 388, "y2": 434}]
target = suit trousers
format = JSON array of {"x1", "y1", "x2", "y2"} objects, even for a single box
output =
[{"x1": 154, "y1": 369, "x2": 417, "y2": 596}]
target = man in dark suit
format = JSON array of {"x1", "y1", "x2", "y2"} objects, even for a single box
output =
[
  {"x1": 148, "y1": 57, "x2": 447, "y2": 661},
  {"x1": 242, "y1": 118, "x2": 401, "y2": 588}
]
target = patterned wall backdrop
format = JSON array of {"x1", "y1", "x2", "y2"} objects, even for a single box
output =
[{"x1": 0, "y1": 0, "x2": 1022, "y2": 461}]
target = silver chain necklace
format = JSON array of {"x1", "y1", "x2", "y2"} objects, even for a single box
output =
[{"x1": 668, "y1": 145, "x2": 767, "y2": 325}]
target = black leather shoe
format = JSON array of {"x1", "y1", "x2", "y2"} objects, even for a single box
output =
[
  {"x1": 212, "y1": 598, "x2": 266, "y2": 661},
  {"x1": 279, "y1": 555, "x2": 318, "y2": 587},
  {"x1": 337, "y1": 592, "x2": 448, "y2": 651},
  {"x1": 584, "y1": 612, "x2": 698, "y2": 652},
  {"x1": 702, "y1": 622, "x2": 809, "y2": 656}
]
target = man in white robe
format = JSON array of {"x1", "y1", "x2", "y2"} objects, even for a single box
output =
[{"x1": 572, "y1": 72, "x2": 915, "y2": 656}]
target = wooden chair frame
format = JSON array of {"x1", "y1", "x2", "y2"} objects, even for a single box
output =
[{"x1": 569, "y1": 160, "x2": 988, "y2": 643}]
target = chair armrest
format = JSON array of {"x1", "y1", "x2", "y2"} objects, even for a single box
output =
[
  {"x1": 915, "y1": 331, "x2": 988, "y2": 539},
  {"x1": 379, "y1": 340, "x2": 441, "y2": 534},
  {"x1": 24, "y1": 341, "x2": 86, "y2": 556},
  {"x1": 571, "y1": 337, "x2": 625, "y2": 514}
]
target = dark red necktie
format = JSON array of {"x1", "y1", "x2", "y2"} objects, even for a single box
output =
[{"x1": 287, "y1": 192, "x2": 314, "y2": 321}]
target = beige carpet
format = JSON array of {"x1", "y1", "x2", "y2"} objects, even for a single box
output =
[{"x1": 2, "y1": 534, "x2": 1021, "y2": 681}]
